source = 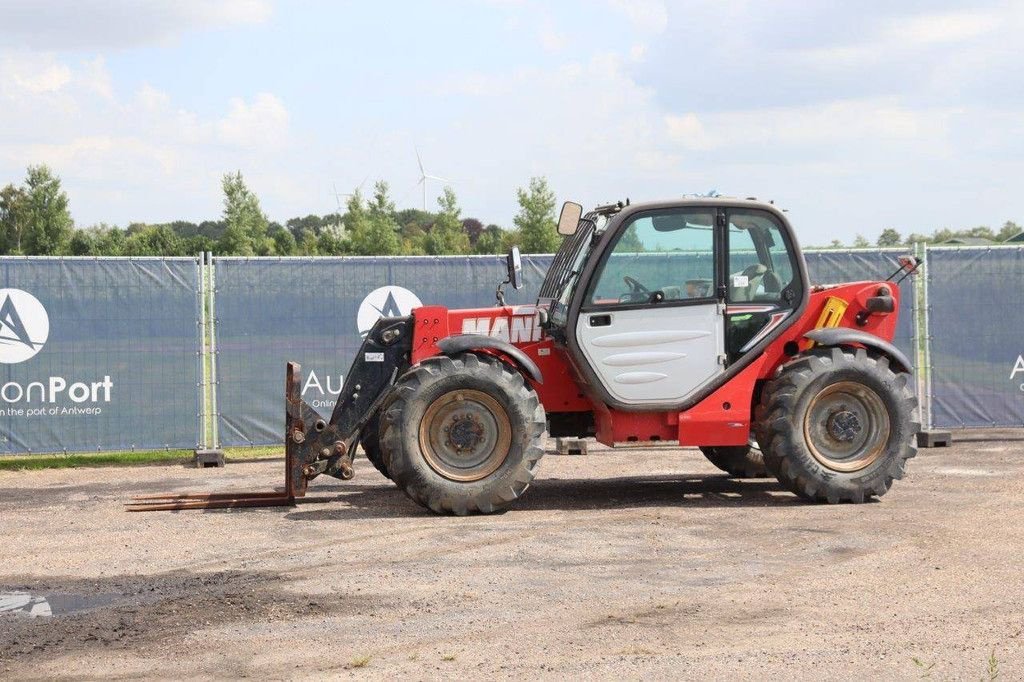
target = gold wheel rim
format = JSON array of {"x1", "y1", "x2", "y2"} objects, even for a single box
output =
[
  {"x1": 418, "y1": 389, "x2": 512, "y2": 482},
  {"x1": 803, "y1": 380, "x2": 890, "y2": 473}
]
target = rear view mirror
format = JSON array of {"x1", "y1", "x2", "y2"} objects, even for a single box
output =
[
  {"x1": 507, "y1": 246, "x2": 523, "y2": 290},
  {"x1": 557, "y1": 201, "x2": 583, "y2": 236}
]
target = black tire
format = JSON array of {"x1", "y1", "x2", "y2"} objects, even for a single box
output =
[
  {"x1": 700, "y1": 443, "x2": 767, "y2": 478},
  {"x1": 755, "y1": 347, "x2": 919, "y2": 504},
  {"x1": 359, "y1": 413, "x2": 391, "y2": 480},
  {"x1": 380, "y1": 353, "x2": 546, "y2": 515}
]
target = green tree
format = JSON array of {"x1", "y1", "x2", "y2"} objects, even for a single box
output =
[
  {"x1": 998, "y1": 221, "x2": 1021, "y2": 241},
  {"x1": 462, "y1": 218, "x2": 484, "y2": 245},
  {"x1": 297, "y1": 229, "x2": 319, "y2": 255},
  {"x1": 474, "y1": 224, "x2": 506, "y2": 254},
  {"x1": 368, "y1": 180, "x2": 395, "y2": 219},
  {"x1": 68, "y1": 228, "x2": 98, "y2": 255},
  {"x1": 286, "y1": 214, "x2": 325, "y2": 239},
  {"x1": 269, "y1": 223, "x2": 297, "y2": 255},
  {"x1": 876, "y1": 228, "x2": 902, "y2": 247},
  {"x1": 218, "y1": 171, "x2": 269, "y2": 256},
  {"x1": 356, "y1": 180, "x2": 399, "y2": 254},
  {"x1": 317, "y1": 228, "x2": 347, "y2": 255},
  {"x1": 348, "y1": 181, "x2": 401, "y2": 256},
  {"x1": 964, "y1": 225, "x2": 995, "y2": 240},
  {"x1": 422, "y1": 187, "x2": 470, "y2": 255},
  {"x1": 852, "y1": 234, "x2": 870, "y2": 248},
  {"x1": 185, "y1": 235, "x2": 216, "y2": 254},
  {"x1": 513, "y1": 176, "x2": 560, "y2": 253},
  {"x1": 0, "y1": 183, "x2": 28, "y2": 254},
  {"x1": 123, "y1": 225, "x2": 185, "y2": 256},
  {"x1": 618, "y1": 224, "x2": 645, "y2": 252},
  {"x1": 22, "y1": 165, "x2": 73, "y2": 255}
]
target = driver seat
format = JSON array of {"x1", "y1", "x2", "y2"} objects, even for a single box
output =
[{"x1": 732, "y1": 264, "x2": 767, "y2": 301}]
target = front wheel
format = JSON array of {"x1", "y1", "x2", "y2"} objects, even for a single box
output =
[
  {"x1": 755, "y1": 347, "x2": 919, "y2": 503},
  {"x1": 359, "y1": 413, "x2": 392, "y2": 480},
  {"x1": 381, "y1": 353, "x2": 546, "y2": 515}
]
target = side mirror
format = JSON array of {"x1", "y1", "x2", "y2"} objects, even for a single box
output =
[
  {"x1": 557, "y1": 201, "x2": 583, "y2": 236},
  {"x1": 507, "y1": 246, "x2": 523, "y2": 290}
]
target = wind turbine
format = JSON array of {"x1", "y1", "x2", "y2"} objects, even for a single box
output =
[
  {"x1": 334, "y1": 175, "x2": 370, "y2": 209},
  {"x1": 415, "y1": 147, "x2": 451, "y2": 211},
  {"x1": 331, "y1": 176, "x2": 369, "y2": 231}
]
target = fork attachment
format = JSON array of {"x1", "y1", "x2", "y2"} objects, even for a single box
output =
[
  {"x1": 126, "y1": 316, "x2": 412, "y2": 512},
  {"x1": 126, "y1": 362, "x2": 351, "y2": 511}
]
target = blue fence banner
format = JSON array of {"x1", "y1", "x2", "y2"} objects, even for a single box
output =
[
  {"x1": 7, "y1": 246, "x2": 1022, "y2": 454},
  {"x1": 0, "y1": 257, "x2": 202, "y2": 454},
  {"x1": 926, "y1": 246, "x2": 1024, "y2": 428},
  {"x1": 212, "y1": 251, "x2": 921, "y2": 446},
  {"x1": 803, "y1": 249, "x2": 918, "y2": 372},
  {"x1": 212, "y1": 255, "x2": 552, "y2": 446}
]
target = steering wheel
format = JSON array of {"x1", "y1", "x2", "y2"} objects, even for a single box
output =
[{"x1": 623, "y1": 276, "x2": 649, "y2": 295}]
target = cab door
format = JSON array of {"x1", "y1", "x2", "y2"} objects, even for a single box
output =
[{"x1": 573, "y1": 208, "x2": 725, "y2": 405}]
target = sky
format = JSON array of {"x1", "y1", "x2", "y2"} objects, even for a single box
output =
[{"x1": 0, "y1": 0, "x2": 1022, "y2": 244}]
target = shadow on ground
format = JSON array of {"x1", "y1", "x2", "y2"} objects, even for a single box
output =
[{"x1": 281, "y1": 472, "x2": 812, "y2": 521}]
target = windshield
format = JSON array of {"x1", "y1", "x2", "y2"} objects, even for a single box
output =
[{"x1": 541, "y1": 215, "x2": 598, "y2": 328}]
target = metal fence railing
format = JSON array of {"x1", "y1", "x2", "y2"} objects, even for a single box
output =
[
  {"x1": 0, "y1": 256, "x2": 203, "y2": 454},
  {"x1": 922, "y1": 244, "x2": 1024, "y2": 429},
  {"x1": 2, "y1": 245, "x2": 1021, "y2": 454}
]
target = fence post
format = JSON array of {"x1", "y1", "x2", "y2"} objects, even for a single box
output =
[
  {"x1": 920, "y1": 242, "x2": 933, "y2": 431},
  {"x1": 209, "y1": 252, "x2": 222, "y2": 451},
  {"x1": 197, "y1": 254, "x2": 207, "y2": 450}
]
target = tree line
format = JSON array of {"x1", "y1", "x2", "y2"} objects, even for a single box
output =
[
  {"x1": 1, "y1": 165, "x2": 1019, "y2": 256},
  {"x1": 0, "y1": 167, "x2": 563, "y2": 257},
  {"x1": 814, "y1": 222, "x2": 1022, "y2": 249}
]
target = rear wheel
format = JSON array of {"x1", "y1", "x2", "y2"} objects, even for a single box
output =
[
  {"x1": 755, "y1": 347, "x2": 919, "y2": 503},
  {"x1": 381, "y1": 354, "x2": 546, "y2": 515},
  {"x1": 700, "y1": 442, "x2": 767, "y2": 478}
]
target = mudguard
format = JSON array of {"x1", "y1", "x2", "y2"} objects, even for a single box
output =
[
  {"x1": 804, "y1": 327, "x2": 913, "y2": 374},
  {"x1": 436, "y1": 334, "x2": 543, "y2": 384}
]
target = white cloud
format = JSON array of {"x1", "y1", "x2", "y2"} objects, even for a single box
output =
[
  {"x1": 0, "y1": 0, "x2": 273, "y2": 50},
  {"x1": 665, "y1": 99, "x2": 953, "y2": 153},
  {"x1": 1, "y1": 53, "x2": 71, "y2": 93},
  {"x1": 79, "y1": 57, "x2": 113, "y2": 99},
  {"x1": 1, "y1": 1, "x2": 1022, "y2": 244},
  {"x1": 607, "y1": 0, "x2": 668, "y2": 33},
  {"x1": 538, "y1": 17, "x2": 568, "y2": 53},
  {"x1": 0, "y1": 49, "x2": 296, "y2": 225},
  {"x1": 216, "y1": 93, "x2": 290, "y2": 149},
  {"x1": 884, "y1": 10, "x2": 1001, "y2": 46}
]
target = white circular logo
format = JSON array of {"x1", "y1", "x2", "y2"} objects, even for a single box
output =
[
  {"x1": 0, "y1": 289, "x2": 49, "y2": 364},
  {"x1": 357, "y1": 286, "x2": 422, "y2": 337}
]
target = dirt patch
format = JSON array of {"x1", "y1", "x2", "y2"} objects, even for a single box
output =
[{"x1": 0, "y1": 571, "x2": 374, "y2": 669}]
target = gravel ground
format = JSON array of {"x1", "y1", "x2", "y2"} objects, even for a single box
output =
[{"x1": 1, "y1": 434, "x2": 1022, "y2": 680}]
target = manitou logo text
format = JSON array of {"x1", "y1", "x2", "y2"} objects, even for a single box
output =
[
  {"x1": 461, "y1": 307, "x2": 543, "y2": 343},
  {"x1": 0, "y1": 289, "x2": 49, "y2": 364},
  {"x1": 356, "y1": 286, "x2": 422, "y2": 338}
]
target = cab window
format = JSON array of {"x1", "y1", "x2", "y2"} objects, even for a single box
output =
[
  {"x1": 727, "y1": 210, "x2": 796, "y2": 303},
  {"x1": 588, "y1": 210, "x2": 716, "y2": 306}
]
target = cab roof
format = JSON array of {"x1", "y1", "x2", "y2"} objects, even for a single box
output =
[{"x1": 593, "y1": 197, "x2": 788, "y2": 227}]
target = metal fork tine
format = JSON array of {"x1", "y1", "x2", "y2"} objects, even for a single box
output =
[
  {"x1": 125, "y1": 493, "x2": 294, "y2": 512},
  {"x1": 130, "y1": 490, "x2": 286, "y2": 501}
]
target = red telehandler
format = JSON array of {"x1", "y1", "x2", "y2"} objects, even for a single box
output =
[{"x1": 130, "y1": 198, "x2": 920, "y2": 514}]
